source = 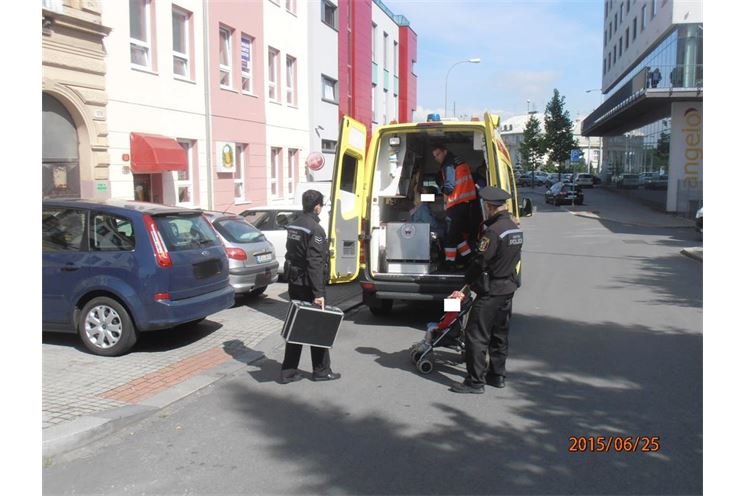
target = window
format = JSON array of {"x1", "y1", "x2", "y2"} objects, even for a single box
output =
[
  {"x1": 394, "y1": 41, "x2": 398, "y2": 76},
  {"x1": 270, "y1": 147, "x2": 281, "y2": 198},
  {"x1": 619, "y1": 5, "x2": 623, "y2": 24},
  {"x1": 608, "y1": 22, "x2": 612, "y2": 37},
  {"x1": 268, "y1": 47, "x2": 280, "y2": 102},
  {"x1": 641, "y1": 5, "x2": 647, "y2": 30},
  {"x1": 652, "y1": 0, "x2": 657, "y2": 18},
  {"x1": 322, "y1": 1, "x2": 337, "y2": 29},
  {"x1": 372, "y1": 88, "x2": 376, "y2": 123},
  {"x1": 42, "y1": 208, "x2": 86, "y2": 252},
  {"x1": 234, "y1": 144, "x2": 245, "y2": 200},
  {"x1": 130, "y1": 0, "x2": 151, "y2": 68},
  {"x1": 92, "y1": 213, "x2": 136, "y2": 252},
  {"x1": 372, "y1": 23, "x2": 377, "y2": 61},
  {"x1": 618, "y1": 38, "x2": 622, "y2": 57},
  {"x1": 321, "y1": 140, "x2": 337, "y2": 154},
  {"x1": 172, "y1": 7, "x2": 190, "y2": 78},
  {"x1": 625, "y1": 28, "x2": 629, "y2": 49},
  {"x1": 285, "y1": 0, "x2": 296, "y2": 14},
  {"x1": 219, "y1": 26, "x2": 233, "y2": 88},
  {"x1": 383, "y1": 32, "x2": 389, "y2": 69},
  {"x1": 603, "y1": 57, "x2": 606, "y2": 75},
  {"x1": 321, "y1": 75, "x2": 338, "y2": 103},
  {"x1": 604, "y1": 30, "x2": 607, "y2": 47},
  {"x1": 176, "y1": 140, "x2": 194, "y2": 205},
  {"x1": 614, "y1": 13, "x2": 617, "y2": 32},
  {"x1": 633, "y1": 17, "x2": 637, "y2": 40},
  {"x1": 626, "y1": 0, "x2": 630, "y2": 14},
  {"x1": 241, "y1": 34, "x2": 253, "y2": 94},
  {"x1": 287, "y1": 149, "x2": 298, "y2": 198},
  {"x1": 286, "y1": 55, "x2": 297, "y2": 106}
]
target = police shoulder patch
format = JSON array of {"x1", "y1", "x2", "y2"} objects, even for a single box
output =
[
  {"x1": 478, "y1": 237, "x2": 490, "y2": 252},
  {"x1": 314, "y1": 235, "x2": 323, "y2": 244}
]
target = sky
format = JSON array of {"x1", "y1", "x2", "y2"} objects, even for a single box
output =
[{"x1": 382, "y1": 0, "x2": 605, "y2": 121}]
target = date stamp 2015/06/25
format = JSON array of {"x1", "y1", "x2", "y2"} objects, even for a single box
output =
[{"x1": 568, "y1": 436, "x2": 661, "y2": 453}]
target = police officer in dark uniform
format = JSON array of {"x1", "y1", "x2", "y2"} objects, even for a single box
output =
[
  {"x1": 279, "y1": 189, "x2": 341, "y2": 384},
  {"x1": 449, "y1": 186, "x2": 523, "y2": 394}
]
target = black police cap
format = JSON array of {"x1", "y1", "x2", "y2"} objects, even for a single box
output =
[{"x1": 479, "y1": 186, "x2": 511, "y2": 203}]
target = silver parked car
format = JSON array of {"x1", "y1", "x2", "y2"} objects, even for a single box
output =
[{"x1": 203, "y1": 211, "x2": 279, "y2": 296}]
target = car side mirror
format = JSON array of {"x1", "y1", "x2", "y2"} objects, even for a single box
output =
[{"x1": 520, "y1": 197, "x2": 533, "y2": 217}]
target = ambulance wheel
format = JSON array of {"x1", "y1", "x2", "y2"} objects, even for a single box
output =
[
  {"x1": 417, "y1": 359, "x2": 434, "y2": 374},
  {"x1": 368, "y1": 298, "x2": 393, "y2": 316}
]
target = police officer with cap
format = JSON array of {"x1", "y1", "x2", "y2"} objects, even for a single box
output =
[
  {"x1": 449, "y1": 186, "x2": 523, "y2": 394},
  {"x1": 280, "y1": 189, "x2": 341, "y2": 384}
]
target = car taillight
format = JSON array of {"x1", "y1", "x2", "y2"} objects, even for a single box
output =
[
  {"x1": 143, "y1": 214, "x2": 173, "y2": 268},
  {"x1": 153, "y1": 292, "x2": 171, "y2": 301},
  {"x1": 226, "y1": 247, "x2": 248, "y2": 261},
  {"x1": 361, "y1": 282, "x2": 375, "y2": 292}
]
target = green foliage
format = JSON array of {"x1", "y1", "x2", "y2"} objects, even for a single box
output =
[
  {"x1": 518, "y1": 114, "x2": 544, "y2": 172},
  {"x1": 543, "y1": 89, "x2": 578, "y2": 173}
]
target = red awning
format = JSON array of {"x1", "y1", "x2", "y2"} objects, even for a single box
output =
[{"x1": 130, "y1": 132, "x2": 187, "y2": 173}]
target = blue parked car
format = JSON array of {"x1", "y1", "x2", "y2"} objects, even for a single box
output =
[{"x1": 42, "y1": 199, "x2": 235, "y2": 356}]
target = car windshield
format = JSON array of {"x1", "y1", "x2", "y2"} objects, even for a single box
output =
[
  {"x1": 213, "y1": 218, "x2": 266, "y2": 244},
  {"x1": 154, "y1": 214, "x2": 219, "y2": 251},
  {"x1": 242, "y1": 211, "x2": 273, "y2": 230}
]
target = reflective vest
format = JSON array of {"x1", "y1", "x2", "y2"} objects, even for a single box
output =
[{"x1": 445, "y1": 163, "x2": 477, "y2": 209}]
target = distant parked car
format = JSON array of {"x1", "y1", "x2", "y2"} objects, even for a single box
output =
[
  {"x1": 695, "y1": 206, "x2": 703, "y2": 233},
  {"x1": 574, "y1": 173, "x2": 594, "y2": 188},
  {"x1": 203, "y1": 211, "x2": 279, "y2": 296},
  {"x1": 617, "y1": 173, "x2": 640, "y2": 189},
  {"x1": 545, "y1": 182, "x2": 584, "y2": 206},
  {"x1": 240, "y1": 205, "x2": 330, "y2": 280},
  {"x1": 42, "y1": 199, "x2": 235, "y2": 356}
]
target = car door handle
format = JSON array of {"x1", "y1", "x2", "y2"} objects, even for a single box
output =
[{"x1": 61, "y1": 264, "x2": 79, "y2": 272}]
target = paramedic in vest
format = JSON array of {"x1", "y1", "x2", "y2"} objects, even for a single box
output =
[
  {"x1": 449, "y1": 186, "x2": 523, "y2": 394},
  {"x1": 432, "y1": 143, "x2": 478, "y2": 268},
  {"x1": 279, "y1": 190, "x2": 341, "y2": 384}
]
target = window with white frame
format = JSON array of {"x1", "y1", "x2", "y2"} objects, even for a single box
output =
[
  {"x1": 394, "y1": 41, "x2": 398, "y2": 76},
  {"x1": 371, "y1": 88, "x2": 376, "y2": 123},
  {"x1": 176, "y1": 139, "x2": 194, "y2": 205},
  {"x1": 219, "y1": 25, "x2": 233, "y2": 88},
  {"x1": 130, "y1": 0, "x2": 151, "y2": 68},
  {"x1": 286, "y1": 55, "x2": 297, "y2": 106},
  {"x1": 240, "y1": 34, "x2": 253, "y2": 94},
  {"x1": 286, "y1": 0, "x2": 297, "y2": 14},
  {"x1": 234, "y1": 144, "x2": 246, "y2": 200},
  {"x1": 383, "y1": 32, "x2": 389, "y2": 69},
  {"x1": 641, "y1": 5, "x2": 647, "y2": 30},
  {"x1": 321, "y1": 75, "x2": 338, "y2": 103},
  {"x1": 172, "y1": 7, "x2": 190, "y2": 78},
  {"x1": 270, "y1": 147, "x2": 281, "y2": 198},
  {"x1": 651, "y1": 0, "x2": 657, "y2": 18},
  {"x1": 322, "y1": 1, "x2": 337, "y2": 29},
  {"x1": 268, "y1": 47, "x2": 280, "y2": 102},
  {"x1": 372, "y1": 23, "x2": 377, "y2": 62},
  {"x1": 287, "y1": 149, "x2": 298, "y2": 198}
]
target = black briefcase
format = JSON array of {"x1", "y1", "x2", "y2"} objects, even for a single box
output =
[{"x1": 281, "y1": 300, "x2": 344, "y2": 348}]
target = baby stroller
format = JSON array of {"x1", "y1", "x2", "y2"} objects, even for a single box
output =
[{"x1": 408, "y1": 288, "x2": 476, "y2": 374}]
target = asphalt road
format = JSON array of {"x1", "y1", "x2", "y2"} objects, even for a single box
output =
[{"x1": 43, "y1": 188, "x2": 703, "y2": 495}]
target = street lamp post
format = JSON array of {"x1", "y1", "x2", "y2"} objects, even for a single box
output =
[{"x1": 444, "y1": 58, "x2": 480, "y2": 117}]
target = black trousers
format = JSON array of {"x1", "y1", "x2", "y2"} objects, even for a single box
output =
[
  {"x1": 281, "y1": 284, "x2": 331, "y2": 375},
  {"x1": 464, "y1": 292, "x2": 513, "y2": 386}
]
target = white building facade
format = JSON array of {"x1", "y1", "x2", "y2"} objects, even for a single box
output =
[
  {"x1": 262, "y1": 0, "x2": 311, "y2": 203},
  {"x1": 583, "y1": 0, "x2": 703, "y2": 214},
  {"x1": 103, "y1": 0, "x2": 209, "y2": 207},
  {"x1": 371, "y1": 0, "x2": 400, "y2": 132}
]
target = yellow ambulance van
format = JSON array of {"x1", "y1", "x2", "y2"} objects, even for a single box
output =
[{"x1": 327, "y1": 113, "x2": 529, "y2": 315}]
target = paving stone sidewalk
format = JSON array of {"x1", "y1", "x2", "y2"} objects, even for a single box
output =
[{"x1": 42, "y1": 281, "x2": 362, "y2": 456}]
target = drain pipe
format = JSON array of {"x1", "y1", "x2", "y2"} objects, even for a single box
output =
[{"x1": 202, "y1": 0, "x2": 213, "y2": 209}]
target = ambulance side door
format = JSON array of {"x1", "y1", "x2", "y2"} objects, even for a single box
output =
[
  {"x1": 483, "y1": 112, "x2": 520, "y2": 219},
  {"x1": 328, "y1": 116, "x2": 367, "y2": 283}
]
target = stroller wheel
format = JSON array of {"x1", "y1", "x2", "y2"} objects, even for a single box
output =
[
  {"x1": 417, "y1": 359, "x2": 434, "y2": 374},
  {"x1": 412, "y1": 351, "x2": 423, "y2": 363}
]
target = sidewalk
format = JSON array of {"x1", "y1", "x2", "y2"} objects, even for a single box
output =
[{"x1": 42, "y1": 280, "x2": 362, "y2": 460}]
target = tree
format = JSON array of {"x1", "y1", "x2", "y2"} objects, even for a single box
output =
[
  {"x1": 518, "y1": 114, "x2": 544, "y2": 178},
  {"x1": 543, "y1": 89, "x2": 578, "y2": 176}
]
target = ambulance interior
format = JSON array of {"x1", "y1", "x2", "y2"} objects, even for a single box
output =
[{"x1": 368, "y1": 129, "x2": 488, "y2": 278}]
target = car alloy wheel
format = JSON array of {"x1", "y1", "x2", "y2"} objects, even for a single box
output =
[{"x1": 78, "y1": 297, "x2": 137, "y2": 356}]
